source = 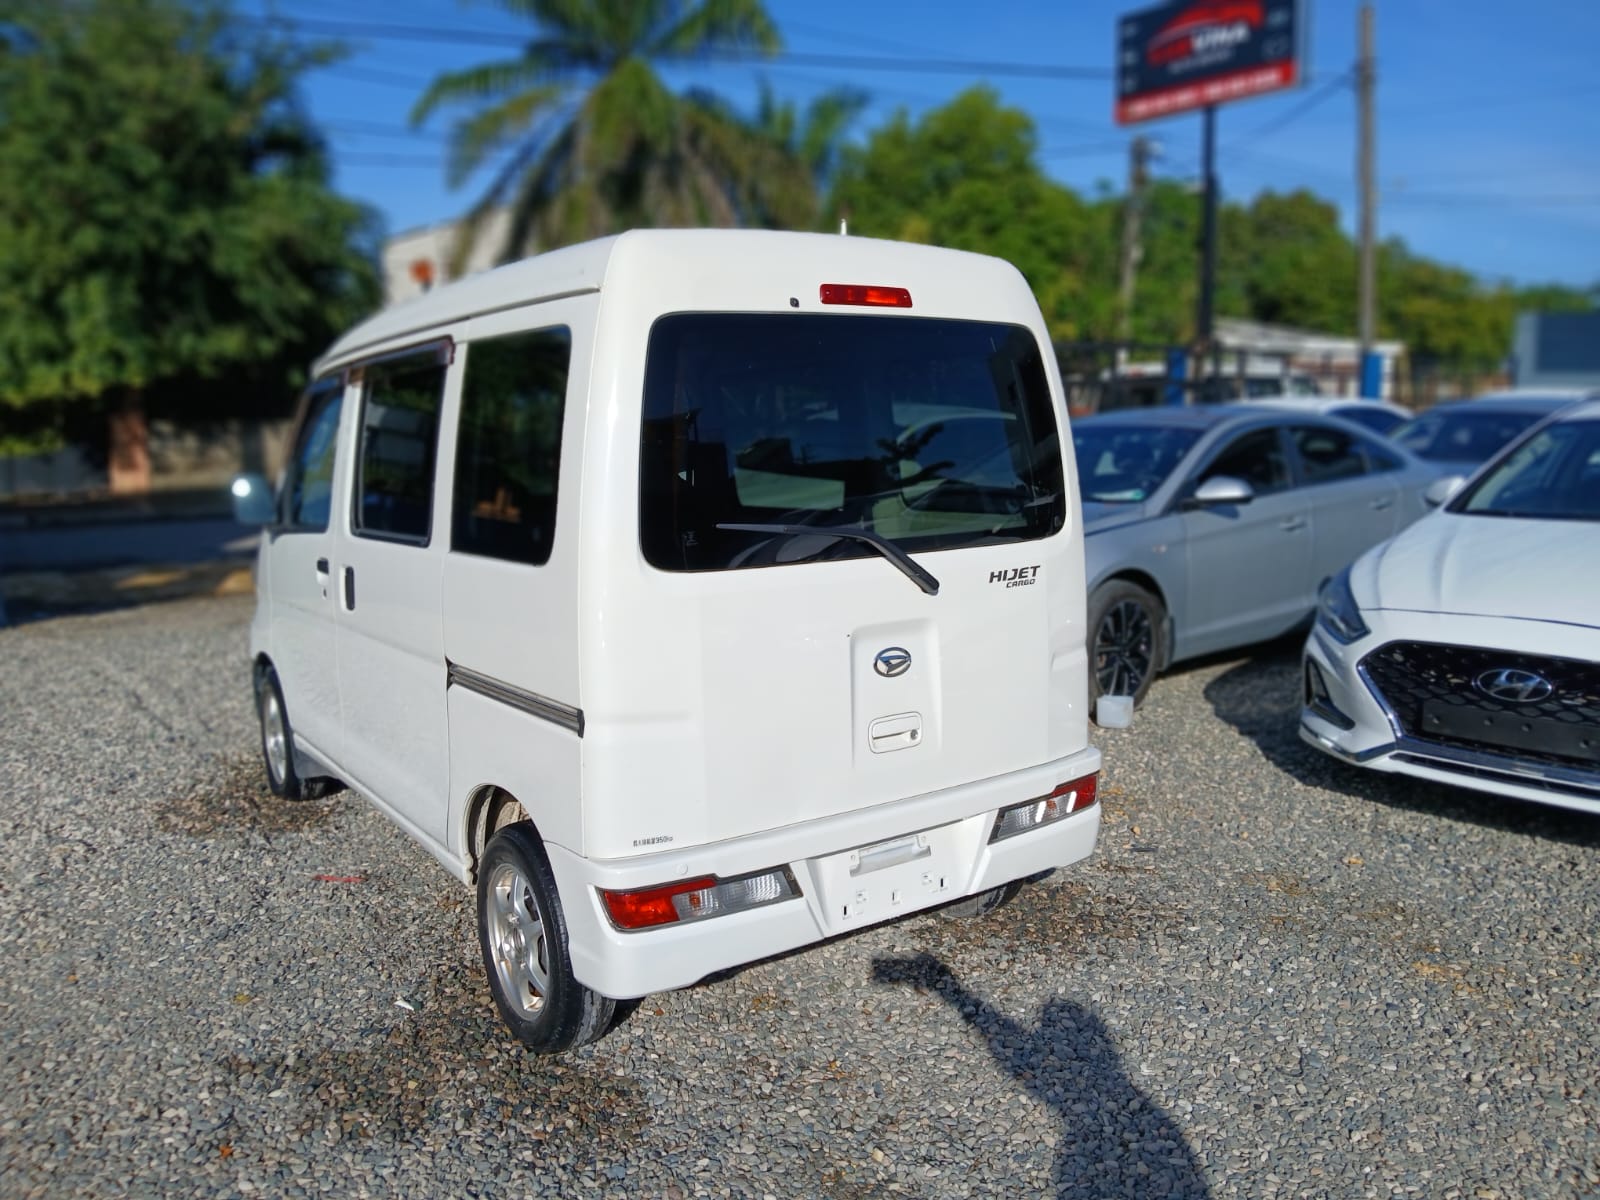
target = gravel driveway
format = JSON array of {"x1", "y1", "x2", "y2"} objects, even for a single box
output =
[{"x1": 2, "y1": 596, "x2": 1596, "y2": 1199}]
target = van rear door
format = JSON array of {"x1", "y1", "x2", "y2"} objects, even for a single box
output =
[{"x1": 588, "y1": 311, "x2": 1077, "y2": 853}]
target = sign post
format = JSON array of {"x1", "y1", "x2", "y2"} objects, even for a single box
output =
[{"x1": 1116, "y1": 1, "x2": 1303, "y2": 366}]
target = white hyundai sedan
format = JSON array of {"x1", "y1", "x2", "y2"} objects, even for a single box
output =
[{"x1": 1300, "y1": 399, "x2": 1600, "y2": 815}]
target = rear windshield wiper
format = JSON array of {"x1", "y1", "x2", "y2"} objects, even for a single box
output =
[{"x1": 716, "y1": 523, "x2": 941, "y2": 596}]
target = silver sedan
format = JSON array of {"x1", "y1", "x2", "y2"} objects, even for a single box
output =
[{"x1": 1073, "y1": 404, "x2": 1441, "y2": 705}]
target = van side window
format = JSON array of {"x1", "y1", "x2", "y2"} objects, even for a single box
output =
[
  {"x1": 452, "y1": 328, "x2": 571, "y2": 566},
  {"x1": 353, "y1": 353, "x2": 448, "y2": 543},
  {"x1": 280, "y1": 377, "x2": 344, "y2": 531}
]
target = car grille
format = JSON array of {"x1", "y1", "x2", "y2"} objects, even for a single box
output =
[{"x1": 1361, "y1": 641, "x2": 1600, "y2": 771}]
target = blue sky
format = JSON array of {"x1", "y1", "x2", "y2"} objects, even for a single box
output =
[{"x1": 245, "y1": 0, "x2": 1600, "y2": 289}]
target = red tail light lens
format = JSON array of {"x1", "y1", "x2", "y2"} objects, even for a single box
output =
[
  {"x1": 601, "y1": 877, "x2": 715, "y2": 930},
  {"x1": 819, "y1": 283, "x2": 912, "y2": 308},
  {"x1": 600, "y1": 868, "x2": 801, "y2": 931}
]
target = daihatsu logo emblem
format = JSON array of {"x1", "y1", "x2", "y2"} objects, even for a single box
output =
[
  {"x1": 874, "y1": 647, "x2": 912, "y2": 678},
  {"x1": 1473, "y1": 668, "x2": 1554, "y2": 704}
]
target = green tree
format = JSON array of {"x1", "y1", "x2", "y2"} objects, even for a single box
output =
[
  {"x1": 0, "y1": 0, "x2": 379, "y2": 454},
  {"x1": 1378, "y1": 242, "x2": 1513, "y2": 369},
  {"x1": 1513, "y1": 282, "x2": 1596, "y2": 314},
  {"x1": 410, "y1": 0, "x2": 806, "y2": 260},
  {"x1": 1236, "y1": 190, "x2": 1357, "y2": 334},
  {"x1": 827, "y1": 87, "x2": 1110, "y2": 340}
]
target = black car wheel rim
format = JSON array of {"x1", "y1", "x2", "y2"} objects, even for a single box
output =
[{"x1": 1095, "y1": 600, "x2": 1155, "y2": 698}]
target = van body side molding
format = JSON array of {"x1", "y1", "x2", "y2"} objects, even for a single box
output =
[{"x1": 446, "y1": 661, "x2": 585, "y2": 737}]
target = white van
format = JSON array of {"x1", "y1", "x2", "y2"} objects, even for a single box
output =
[{"x1": 233, "y1": 229, "x2": 1102, "y2": 1052}]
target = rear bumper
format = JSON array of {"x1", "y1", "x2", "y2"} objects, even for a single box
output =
[{"x1": 546, "y1": 745, "x2": 1102, "y2": 999}]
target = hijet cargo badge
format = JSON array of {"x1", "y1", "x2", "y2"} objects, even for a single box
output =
[{"x1": 990, "y1": 566, "x2": 1041, "y2": 588}]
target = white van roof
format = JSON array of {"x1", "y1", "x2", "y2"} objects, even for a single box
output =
[{"x1": 316, "y1": 229, "x2": 1034, "y2": 372}]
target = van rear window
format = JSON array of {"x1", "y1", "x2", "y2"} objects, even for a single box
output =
[{"x1": 639, "y1": 313, "x2": 1066, "y2": 574}]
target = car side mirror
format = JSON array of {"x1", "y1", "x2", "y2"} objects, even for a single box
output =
[
  {"x1": 1188, "y1": 475, "x2": 1256, "y2": 508},
  {"x1": 231, "y1": 473, "x2": 276, "y2": 525},
  {"x1": 1423, "y1": 475, "x2": 1466, "y2": 507}
]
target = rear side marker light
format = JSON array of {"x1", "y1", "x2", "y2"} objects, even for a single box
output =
[
  {"x1": 990, "y1": 773, "x2": 1098, "y2": 843},
  {"x1": 601, "y1": 867, "x2": 800, "y2": 931},
  {"x1": 819, "y1": 283, "x2": 912, "y2": 308}
]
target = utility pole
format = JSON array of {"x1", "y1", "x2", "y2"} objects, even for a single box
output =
[
  {"x1": 1357, "y1": 4, "x2": 1379, "y2": 396},
  {"x1": 1196, "y1": 106, "x2": 1219, "y2": 366},
  {"x1": 1117, "y1": 136, "x2": 1154, "y2": 353}
]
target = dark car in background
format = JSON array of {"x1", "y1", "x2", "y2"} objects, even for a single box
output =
[
  {"x1": 1390, "y1": 390, "x2": 1592, "y2": 476},
  {"x1": 1073, "y1": 405, "x2": 1440, "y2": 705}
]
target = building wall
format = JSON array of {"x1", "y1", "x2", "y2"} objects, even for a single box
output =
[
  {"x1": 381, "y1": 209, "x2": 513, "y2": 306},
  {"x1": 1514, "y1": 312, "x2": 1600, "y2": 390}
]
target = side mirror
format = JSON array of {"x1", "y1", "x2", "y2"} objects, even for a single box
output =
[
  {"x1": 231, "y1": 473, "x2": 275, "y2": 525},
  {"x1": 1189, "y1": 475, "x2": 1256, "y2": 508},
  {"x1": 1423, "y1": 474, "x2": 1466, "y2": 507}
]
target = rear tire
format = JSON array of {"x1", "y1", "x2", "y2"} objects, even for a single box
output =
[
  {"x1": 940, "y1": 880, "x2": 1023, "y2": 919},
  {"x1": 1089, "y1": 580, "x2": 1166, "y2": 709},
  {"x1": 477, "y1": 823, "x2": 615, "y2": 1053}
]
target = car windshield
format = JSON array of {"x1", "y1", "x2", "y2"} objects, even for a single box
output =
[
  {"x1": 1391, "y1": 407, "x2": 1547, "y2": 464},
  {"x1": 1452, "y1": 420, "x2": 1600, "y2": 521},
  {"x1": 638, "y1": 313, "x2": 1066, "y2": 574},
  {"x1": 1071, "y1": 423, "x2": 1202, "y2": 503}
]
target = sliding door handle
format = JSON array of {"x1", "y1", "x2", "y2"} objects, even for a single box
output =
[{"x1": 343, "y1": 566, "x2": 356, "y2": 610}]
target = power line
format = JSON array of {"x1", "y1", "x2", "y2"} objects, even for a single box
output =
[
  {"x1": 236, "y1": 12, "x2": 1111, "y2": 80},
  {"x1": 325, "y1": 119, "x2": 449, "y2": 142},
  {"x1": 1384, "y1": 81, "x2": 1600, "y2": 118},
  {"x1": 1220, "y1": 69, "x2": 1352, "y2": 153},
  {"x1": 1385, "y1": 192, "x2": 1600, "y2": 209},
  {"x1": 321, "y1": 64, "x2": 435, "y2": 89}
]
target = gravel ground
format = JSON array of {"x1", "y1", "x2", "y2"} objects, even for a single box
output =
[{"x1": 2, "y1": 596, "x2": 1597, "y2": 1199}]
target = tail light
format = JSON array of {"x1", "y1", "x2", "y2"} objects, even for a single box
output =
[
  {"x1": 989, "y1": 773, "x2": 1098, "y2": 843},
  {"x1": 601, "y1": 867, "x2": 800, "y2": 931},
  {"x1": 819, "y1": 283, "x2": 912, "y2": 308}
]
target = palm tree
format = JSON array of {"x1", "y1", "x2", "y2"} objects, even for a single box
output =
[{"x1": 410, "y1": 0, "x2": 813, "y2": 263}]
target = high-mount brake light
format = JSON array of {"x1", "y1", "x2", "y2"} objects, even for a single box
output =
[
  {"x1": 819, "y1": 283, "x2": 913, "y2": 309},
  {"x1": 989, "y1": 773, "x2": 1098, "y2": 843},
  {"x1": 600, "y1": 867, "x2": 800, "y2": 931}
]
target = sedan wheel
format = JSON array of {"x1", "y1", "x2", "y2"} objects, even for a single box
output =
[{"x1": 1090, "y1": 581, "x2": 1166, "y2": 707}]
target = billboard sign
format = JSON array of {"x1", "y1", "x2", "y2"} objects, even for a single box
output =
[{"x1": 1116, "y1": 0, "x2": 1301, "y2": 125}]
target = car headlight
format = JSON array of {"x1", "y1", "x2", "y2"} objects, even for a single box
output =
[{"x1": 1316, "y1": 566, "x2": 1370, "y2": 644}]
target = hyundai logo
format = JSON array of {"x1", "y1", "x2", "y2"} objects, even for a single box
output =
[
  {"x1": 874, "y1": 647, "x2": 912, "y2": 678},
  {"x1": 1473, "y1": 668, "x2": 1554, "y2": 704}
]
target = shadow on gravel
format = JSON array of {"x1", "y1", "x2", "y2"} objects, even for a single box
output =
[
  {"x1": 155, "y1": 755, "x2": 339, "y2": 837},
  {"x1": 872, "y1": 953, "x2": 1210, "y2": 1200},
  {"x1": 1203, "y1": 642, "x2": 1600, "y2": 849}
]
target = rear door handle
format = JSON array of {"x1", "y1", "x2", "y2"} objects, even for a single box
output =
[
  {"x1": 1280, "y1": 516, "x2": 1308, "y2": 532},
  {"x1": 1370, "y1": 496, "x2": 1393, "y2": 511},
  {"x1": 343, "y1": 566, "x2": 355, "y2": 610}
]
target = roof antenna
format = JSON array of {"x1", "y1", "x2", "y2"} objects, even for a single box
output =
[{"x1": 839, "y1": 217, "x2": 848, "y2": 236}]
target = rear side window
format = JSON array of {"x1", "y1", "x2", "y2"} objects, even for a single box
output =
[
  {"x1": 639, "y1": 313, "x2": 1066, "y2": 573},
  {"x1": 280, "y1": 377, "x2": 343, "y2": 531},
  {"x1": 354, "y1": 351, "x2": 448, "y2": 543},
  {"x1": 1291, "y1": 425, "x2": 1367, "y2": 484},
  {"x1": 452, "y1": 328, "x2": 571, "y2": 566}
]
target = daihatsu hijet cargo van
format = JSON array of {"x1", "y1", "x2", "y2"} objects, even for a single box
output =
[{"x1": 234, "y1": 229, "x2": 1102, "y2": 1052}]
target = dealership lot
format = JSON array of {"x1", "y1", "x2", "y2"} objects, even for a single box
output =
[{"x1": 2, "y1": 596, "x2": 1596, "y2": 1198}]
